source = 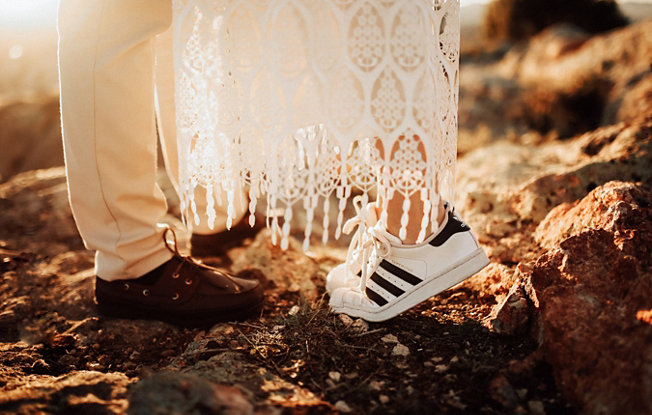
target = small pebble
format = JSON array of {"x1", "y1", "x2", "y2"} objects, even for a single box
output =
[
  {"x1": 288, "y1": 305, "x2": 300, "y2": 316},
  {"x1": 334, "y1": 400, "x2": 352, "y2": 413},
  {"x1": 392, "y1": 343, "x2": 410, "y2": 357},
  {"x1": 328, "y1": 371, "x2": 341, "y2": 382},
  {"x1": 351, "y1": 318, "x2": 368, "y2": 333},
  {"x1": 381, "y1": 334, "x2": 398, "y2": 343},
  {"x1": 379, "y1": 395, "x2": 390, "y2": 404},
  {"x1": 338, "y1": 314, "x2": 354, "y2": 326},
  {"x1": 369, "y1": 380, "x2": 384, "y2": 391}
]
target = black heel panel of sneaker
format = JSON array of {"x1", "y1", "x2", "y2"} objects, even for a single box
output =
[{"x1": 429, "y1": 212, "x2": 470, "y2": 247}]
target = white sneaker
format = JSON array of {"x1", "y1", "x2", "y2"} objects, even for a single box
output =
[
  {"x1": 327, "y1": 201, "x2": 460, "y2": 293},
  {"x1": 328, "y1": 209, "x2": 489, "y2": 322}
]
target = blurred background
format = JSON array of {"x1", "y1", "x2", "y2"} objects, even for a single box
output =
[
  {"x1": 0, "y1": 0, "x2": 651, "y2": 182},
  {"x1": 1, "y1": 4, "x2": 651, "y2": 412}
]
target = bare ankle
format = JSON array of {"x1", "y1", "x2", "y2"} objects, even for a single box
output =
[{"x1": 382, "y1": 198, "x2": 446, "y2": 244}]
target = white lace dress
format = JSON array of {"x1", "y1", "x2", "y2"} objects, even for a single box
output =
[{"x1": 172, "y1": 0, "x2": 460, "y2": 249}]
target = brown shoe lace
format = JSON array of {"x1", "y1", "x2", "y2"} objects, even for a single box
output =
[{"x1": 161, "y1": 226, "x2": 239, "y2": 291}]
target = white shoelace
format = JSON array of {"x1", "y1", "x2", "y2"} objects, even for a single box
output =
[{"x1": 342, "y1": 196, "x2": 392, "y2": 296}]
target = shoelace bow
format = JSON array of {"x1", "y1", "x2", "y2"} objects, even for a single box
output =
[
  {"x1": 162, "y1": 226, "x2": 236, "y2": 285},
  {"x1": 342, "y1": 196, "x2": 392, "y2": 296}
]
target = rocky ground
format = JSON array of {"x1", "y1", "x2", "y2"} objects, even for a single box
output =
[{"x1": 1, "y1": 21, "x2": 651, "y2": 415}]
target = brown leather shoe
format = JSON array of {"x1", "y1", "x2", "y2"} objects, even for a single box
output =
[{"x1": 94, "y1": 229, "x2": 264, "y2": 327}]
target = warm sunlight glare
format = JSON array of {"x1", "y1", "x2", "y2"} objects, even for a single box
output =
[
  {"x1": 8, "y1": 44, "x2": 23, "y2": 59},
  {"x1": 0, "y1": 0, "x2": 58, "y2": 27}
]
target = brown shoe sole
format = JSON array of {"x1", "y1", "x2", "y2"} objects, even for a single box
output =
[{"x1": 95, "y1": 298, "x2": 264, "y2": 328}]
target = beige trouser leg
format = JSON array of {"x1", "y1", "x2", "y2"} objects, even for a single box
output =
[
  {"x1": 58, "y1": 0, "x2": 175, "y2": 281},
  {"x1": 153, "y1": 27, "x2": 247, "y2": 235},
  {"x1": 59, "y1": 0, "x2": 247, "y2": 281}
]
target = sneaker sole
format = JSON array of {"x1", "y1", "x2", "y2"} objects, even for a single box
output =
[{"x1": 330, "y1": 247, "x2": 490, "y2": 322}]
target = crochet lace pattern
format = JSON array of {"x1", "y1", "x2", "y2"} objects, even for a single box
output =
[{"x1": 173, "y1": 0, "x2": 460, "y2": 249}]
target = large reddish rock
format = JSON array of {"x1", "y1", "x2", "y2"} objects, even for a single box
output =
[
  {"x1": 535, "y1": 180, "x2": 652, "y2": 250},
  {"x1": 527, "y1": 182, "x2": 652, "y2": 414},
  {"x1": 456, "y1": 117, "x2": 652, "y2": 266},
  {"x1": 510, "y1": 119, "x2": 652, "y2": 223}
]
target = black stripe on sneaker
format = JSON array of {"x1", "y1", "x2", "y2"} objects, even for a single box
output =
[
  {"x1": 365, "y1": 287, "x2": 388, "y2": 306},
  {"x1": 370, "y1": 272, "x2": 405, "y2": 297},
  {"x1": 379, "y1": 260, "x2": 422, "y2": 285},
  {"x1": 429, "y1": 211, "x2": 470, "y2": 247}
]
